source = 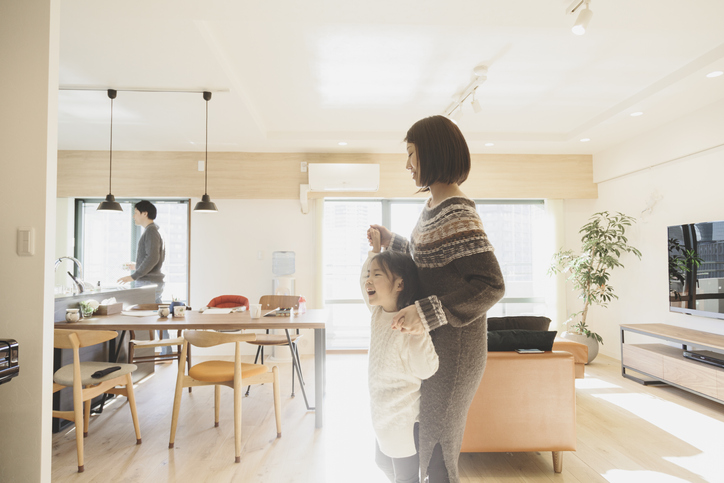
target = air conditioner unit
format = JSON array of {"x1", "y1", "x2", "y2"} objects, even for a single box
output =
[{"x1": 308, "y1": 163, "x2": 380, "y2": 192}]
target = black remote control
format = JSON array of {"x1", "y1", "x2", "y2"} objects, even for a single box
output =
[{"x1": 91, "y1": 366, "x2": 121, "y2": 378}]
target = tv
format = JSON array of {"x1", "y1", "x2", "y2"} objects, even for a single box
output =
[{"x1": 668, "y1": 220, "x2": 724, "y2": 320}]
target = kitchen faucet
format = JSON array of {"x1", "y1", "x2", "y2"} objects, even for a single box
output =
[{"x1": 54, "y1": 256, "x2": 86, "y2": 295}]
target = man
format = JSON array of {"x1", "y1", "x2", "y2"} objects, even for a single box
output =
[
  {"x1": 118, "y1": 200, "x2": 170, "y2": 354},
  {"x1": 118, "y1": 200, "x2": 166, "y2": 302}
]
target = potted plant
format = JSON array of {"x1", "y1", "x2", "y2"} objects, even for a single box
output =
[{"x1": 549, "y1": 211, "x2": 642, "y2": 363}]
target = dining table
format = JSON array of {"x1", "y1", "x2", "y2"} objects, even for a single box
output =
[{"x1": 59, "y1": 308, "x2": 329, "y2": 428}]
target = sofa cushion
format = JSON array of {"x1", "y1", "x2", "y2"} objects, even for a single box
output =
[
  {"x1": 488, "y1": 329, "x2": 558, "y2": 352},
  {"x1": 487, "y1": 316, "x2": 551, "y2": 332}
]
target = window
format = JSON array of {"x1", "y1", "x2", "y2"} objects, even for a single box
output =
[
  {"x1": 322, "y1": 201, "x2": 381, "y2": 349},
  {"x1": 323, "y1": 199, "x2": 548, "y2": 349},
  {"x1": 475, "y1": 201, "x2": 547, "y2": 317},
  {"x1": 75, "y1": 199, "x2": 190, "y2": 303}
]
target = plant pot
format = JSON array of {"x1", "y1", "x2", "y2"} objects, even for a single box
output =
[{"x1": 560, "y1": 331, "x2": 599, "y2": 364}]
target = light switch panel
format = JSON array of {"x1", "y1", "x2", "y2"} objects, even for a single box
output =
[{"x1": 17, "y1": 227, "x2": 34, "y2": 256}]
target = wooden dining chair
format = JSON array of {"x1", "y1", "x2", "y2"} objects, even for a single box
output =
[
  {"x1": 127, "y1": 304, "x2": 192, "y2": 392},
  {"x1": 53, "y1": 329, "x2": 142, "y2": 473},
  {"x1": 169, "y1": 330, "x2": 282, "y2": 463},
  {"x1": 244, "y1": 295, "x2": 305, "y2": 398}
]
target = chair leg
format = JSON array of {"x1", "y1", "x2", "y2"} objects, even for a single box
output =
[
  {"x1": 128, "y1": 341, "x2": 135, "y2": 364},
  {"x1": 272, "y1": 366, "x2": 282, "y2": 438},
  {"x1": 83, "y1": 398, "x2": 91, "y2": 437},
  {"x1": 245, "y1": 345, "x2": 263, "y2": 397},
  {"x1": 168, "y1": 375, "x2": 186, "y2": 449},
  {"x1": 124, "y1": 373, "x2": 142, "y2": 444},
  {"x1": 73, "y1": 383, "x2": 84, "y2": 472},
  {"x1": 234, "y1": 377, "x2": 242, "y2": 463},
  {"x1": 186, "y1": 344, "x2": 192, "y2": 393},
  {"x1": 214, "y1": 385, "x2": 221, "y2": 427},
  {"x1": 290, "y1": 346, "x2": 296, "y2": 397}
]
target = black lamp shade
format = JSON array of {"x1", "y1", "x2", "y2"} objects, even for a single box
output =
[
  {"x1": 97, "y1": 193, "x2": 123, "y2": 212},
  {"x1": 194, "y1": 194, "x2": 218, "y2": 212}
]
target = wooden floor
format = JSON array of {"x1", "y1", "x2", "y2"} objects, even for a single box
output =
[{"x1": 51, "y1": 353, "x2": 724, "y2": 482}]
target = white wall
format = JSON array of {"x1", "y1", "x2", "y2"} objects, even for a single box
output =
[
  {"x1": 0, "y1": 1, "x2": 59, "y2": 482},
  {"x1": 563, "y1": 99, "x2": 724, "y2": 359},
  {"x1": 189, "y1": 198, "x2": 318, "y2": 356}
]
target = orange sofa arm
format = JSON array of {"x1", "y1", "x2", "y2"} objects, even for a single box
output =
[
  {"x1": 461, "y1": 351, "x2": 576, "y2": 453},
  {"x1": 552, "y1": 339, "x2": 588, "y2": 378}
]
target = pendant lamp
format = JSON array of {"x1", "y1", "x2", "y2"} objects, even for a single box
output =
[
  {"x1": 194, "y1": 91, "x2": 218, "y2": 212},
  {"x1": 97, "y1": 89, "x2": 123, "y2": 212}
]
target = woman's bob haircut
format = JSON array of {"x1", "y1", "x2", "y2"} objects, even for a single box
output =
[{"x1": 405, "y1": 115, "x2": 471, "y2": 191}]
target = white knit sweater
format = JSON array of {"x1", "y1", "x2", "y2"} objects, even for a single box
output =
[{"x1": 361, "y1": 252, "x2": 439, "y2": 458}]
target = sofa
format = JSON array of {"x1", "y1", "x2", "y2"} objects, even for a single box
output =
[{"x1": 460, "y1": 316, "x2": 588, "y2": 473}]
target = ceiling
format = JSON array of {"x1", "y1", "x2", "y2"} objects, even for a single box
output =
[{"x1": 58, "y1": 0, "x2": 724, "y2": 155}]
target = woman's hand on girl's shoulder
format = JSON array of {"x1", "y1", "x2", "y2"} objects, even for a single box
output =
[
  {"x1": 368, "y1": 224, "x2": 391, "y2": 248},
  {"x1": 391, "y1": 305, "x2": 426, "y2": 335}
]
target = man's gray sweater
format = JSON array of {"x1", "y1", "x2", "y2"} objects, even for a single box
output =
[{"x1": 132, "y1": 222, "x2": 165, "y2": 284}]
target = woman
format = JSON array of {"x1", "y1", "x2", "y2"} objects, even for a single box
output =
[{"x1": 368, "y1": 115, "x2": 505, "y2": 483}]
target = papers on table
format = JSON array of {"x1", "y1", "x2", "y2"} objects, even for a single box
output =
[
  {"x1": 121, "y1": 310, "x2": 158, "y2": 317},
  {"x1": 201, "y1": 308, "x2": 233, "y2": 315}
]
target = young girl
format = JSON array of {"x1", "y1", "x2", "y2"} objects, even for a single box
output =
[{"x1": 361, "y1": 228, "x2": 439, "y2": 483}]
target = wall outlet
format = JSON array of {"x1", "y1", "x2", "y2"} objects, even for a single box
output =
[
  {"x1": 301, "y1": 162, "x2": 307, "y2": 173},
  {"x1": 198, "y1": 160, "x2": 205, "y2": 171}
]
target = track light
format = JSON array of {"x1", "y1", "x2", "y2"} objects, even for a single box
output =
[
  {"x1": 572, "y1": 7, "x2": 593, "y2": 35},
  {"x1": 471, "y1": 90, "x2": 482, "y2": 113},
  {"x1": 568, "y1": 0, "x2": 593, "y2": 35},
  {"x1": 444, "y1": 64, "x2": 488, "y2": 118}
]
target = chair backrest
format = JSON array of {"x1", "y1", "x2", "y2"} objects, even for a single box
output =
[
  {"x1": 54, "y1": 329, "x2": 118, "y2": 349},
  {"x1": 259, "y1": 295, "x2": 300, "y2": 310},
  {"x1": 207, "y1": 295, "x2": 250, "y2": 309},
  {"x1": 183, "y1": 330, "x2": 256, "y2": 348}
]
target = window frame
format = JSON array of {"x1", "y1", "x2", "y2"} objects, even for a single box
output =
[
  {"x1": 73, "y1": 198, "x2": 191, "y2": 303},
  {"x1": 323, "y1": 198, "x2": 546, "y2": 307}
]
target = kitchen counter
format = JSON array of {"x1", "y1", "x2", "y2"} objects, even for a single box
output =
[{"x1": 54, "y1": 285, "x2": 156, "y2": 323}]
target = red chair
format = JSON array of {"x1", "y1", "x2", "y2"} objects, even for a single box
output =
[{"x1": 207, "y1": 295, "x2": 250, "y2": 310}]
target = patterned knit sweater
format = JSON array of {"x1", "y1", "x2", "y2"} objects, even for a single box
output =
[
  {"x1": 361, "y1": 252, "x2": 439, "y2": 458},
  {"x1": 389, "y1": 196, "x2": 505, "y2": 482}
]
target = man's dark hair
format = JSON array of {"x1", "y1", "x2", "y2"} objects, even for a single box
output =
[
  {"x1": 405, "y1": 115, "x2": 471, "y2": 191},
  {"x1": 135, "y1": 200, "x2": 157, "y2": 220},
  {"x1": 372, "y1": 251, "x2": 420, "y2": 310}
]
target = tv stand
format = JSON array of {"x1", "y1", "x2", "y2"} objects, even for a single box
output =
[{"x1": 620, "y1": 323, "x2": 724, "y2": 404}]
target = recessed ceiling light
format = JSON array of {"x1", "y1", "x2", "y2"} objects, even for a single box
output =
[
  {"x1": 630, "y1": 112, "x2": 643, "y2": 117},
  {"x1": 338, "y1": 142, "x2": 348, "y2": 146},
  {"x1": 706, "y1": 71, "x2": 723, "y2": 78},
  {"x1": 580, "y1": 138, "x2": 591, "y2": 142},
  {"x1": 484, "y1": 142, "x2": 494, "y2": 147}
]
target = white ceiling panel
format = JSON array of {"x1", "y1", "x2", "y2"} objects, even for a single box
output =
[{"x1": 58, "y1": 0, "x2": 724, "y2": 154}]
